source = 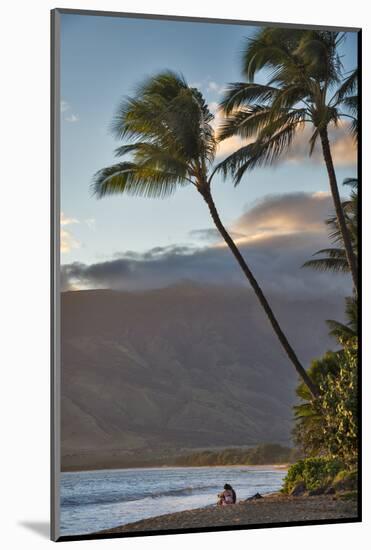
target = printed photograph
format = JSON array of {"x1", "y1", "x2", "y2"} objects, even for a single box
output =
[{"x1": 55, "y1": 10, "x2": 360, "y2": 539}]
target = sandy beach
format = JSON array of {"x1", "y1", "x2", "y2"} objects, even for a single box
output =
[{"x1": 95, "y1": 493, "x2": 358, "y2": 535}]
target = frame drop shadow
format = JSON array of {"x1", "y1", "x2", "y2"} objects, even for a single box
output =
[{"x1": 18, "y1": 521, "x2": 50, "y2": 539}]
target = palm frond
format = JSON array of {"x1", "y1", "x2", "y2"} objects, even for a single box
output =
[
  {"x1": 343, "y1": 177, "x2": 358, "y2": 189},
  {"x1": 214, "y1": 142, "x2": 255, "y2": 179},
  {"x1": 303, "y1": 178, "x2": 357, "y2": 274},
  {"x1": 219, "y1": 82, "x2": 279, "y2": 114},
  {"x1": 217, "y1": 107, "x2": 306, "y2": 182},
  {"x1": 268, "y1": 84, "x2": 309, "y2": 112},
  {"x1": 332, "y1": 69, "x2": 358, "y2": 105},
  {"x1": 242, "y1": 28, "x2": 305, "y2": 81},
  {"x1": 341, "y1": 95, "x2": 357, "y2": 116},
  {"x1": 294, "y1": 31, "x2": 343, "y2": 84},
  {"x1": 217, "y1": 105, "x2": 272, "y2": 141},
  {"x1": 110, "y1": 71, "x2": 216, "y2": 167},
  {"x1": 92, "y1": 161, "x2": 189, "y2": 199},
  {"x1": 235, "y1": 128, "x2": 296, "y2": 182},
  {"x1": 303, "y1": 257, "x2": 349, "y2": 273},
  {"x1": 233, "y1": 116, "x2": 305, "y2": 182},
  {"x1": 326, "y1": 319, "x2": 357, "y2": 342}
]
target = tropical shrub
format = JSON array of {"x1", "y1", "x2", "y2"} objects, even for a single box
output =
[
  {"x1": 319, "y1": 338, "x2": 358, "y2": 466},
  {"x1": 282, "y1": 457, "x2": 343, "y2": 494},
  {"x1": 293, "y1": 351, "x2": 340, "y2": 456},
  {"x1": 293, "y1": 338, "x2": 358, "y2": 466},
  {"x1": 333, "y1": 469, "x2": 358, "y2": 492}
]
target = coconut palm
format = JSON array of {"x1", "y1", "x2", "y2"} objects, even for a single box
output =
[
  {"x1": 326, "y1": 296, "x2": 357, "y2": 344},
  {"x1": 218, "y1": 29, "x2": 358, "y2": 292},
  {"x1": 303, "y1": 178, "x2": 358, "y2": 346},
  {"x1": 93, "y1": 71, "x2": 318, "y2": 397},
  {"x1": 293, "y1": 351, "x2": 340, "y2": 456},
  {"x1": 303, "y1": 178, "x2": 357, "y2": 273}
]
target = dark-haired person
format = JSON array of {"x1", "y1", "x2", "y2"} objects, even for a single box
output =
[{"x1": 217, "y1": 483, "x2": 236, "y2": 505}]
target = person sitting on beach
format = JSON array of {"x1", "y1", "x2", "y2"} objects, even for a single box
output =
[{"x1": 217, "y1": 484, "x2": 236, "y2": 506}]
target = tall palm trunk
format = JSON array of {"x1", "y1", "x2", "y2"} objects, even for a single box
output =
[
  {"x1": 199, "y1": 186, "x2": 319, "y2": 399},
  {"x1": 320, "y1": 128, "x2": 358, "y2": 293}
]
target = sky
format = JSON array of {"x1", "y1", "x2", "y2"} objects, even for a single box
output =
[{"x1": 60, "y1": 13, "x2": 357, "y2": 295}]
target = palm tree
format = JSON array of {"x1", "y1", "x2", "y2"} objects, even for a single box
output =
[
  {"x1": 303, "y1": 178, "x2": 357, "y2": 273},
  {"x1": 218, "y1": 29, "x2": 358, "y2": 292},
  {"x1": 303, "y1": 178, "x2": 358, "y2": 345},
  {"x1": 293, "y1": 351, "x2": 340, "y2": 456},
  {"x1": 93, "y1": 71, "x2": 318, "y2": 397},
  {"x1": 326, "y1": 296, "x2": 357, "y2": 344}
]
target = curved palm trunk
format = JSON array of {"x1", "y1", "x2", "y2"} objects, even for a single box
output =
[
  {"x1": 319, "y1": 128, "x2": 358, "y2": 293},
  {"x1": 199, "y1": 186, "x2": 319, "y2": 399}
]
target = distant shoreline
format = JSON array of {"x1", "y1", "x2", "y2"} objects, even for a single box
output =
[
  {"x1": 94, "y1": 493, "x2": 358, "y2": 535},
  {"x1": 61, "y1": 463, "x2": 290, "y2": 474}
]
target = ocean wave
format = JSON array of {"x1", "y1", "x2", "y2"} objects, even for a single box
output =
[
  {"x1": 150, "y1": 484, "x2": 219, "y2": 499},
  {"x1": 61, "y1": 484, "x2": 219, "y2": 507}
]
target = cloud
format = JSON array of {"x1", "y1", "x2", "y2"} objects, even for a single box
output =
[
  {"x1": 207, "y1": 81, "x2": 225, "y2": 95},
  {"x1": 61, "y1": 192, "x2": 351, "y2": 299},
  {"x1": 60, "y1": 99, "x2": 79, "y2": 123},
  {"x1": 215, "y1": 135, "x2": 252, "y2": 159},
  {"x1": 284, "y1": 121, "x2": 356, "y2": 167},
  {"x1": 85, "y1": 218, "x2": 96, "y2": 229},
  {"x1": 189, "y1": 228, "x2": 245, "y2": 243},
  {"x1": 61, "y1": 213, "x2": 79, "y2": 254},
  {"x1": 60, "y1": 100, "x2": 70, "y2": 112},
  {"x1": 61, "y1": 213, "x2": 79, "y2": 227},
  {"x1": 232, "y1": 191, "x2": 334, "y2": 244},
  {"x1": 65, "y1": 113, "x2": 79, "y2": 123}
]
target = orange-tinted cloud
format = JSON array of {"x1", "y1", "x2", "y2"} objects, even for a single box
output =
[
  {"x1": 61, "y1": 212, "x2": 80, "y2": 254},
  {"x1": 232, "y1": 191, "x2": 333, "y2": 245},
  {"x1": 284, "y1": 121, "x2": 356, "y2": 167}
]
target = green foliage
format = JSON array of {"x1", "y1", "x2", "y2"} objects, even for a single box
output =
[
  {"x1": 303, "y1": 179, "x2": 358, "y2": 276},
  {"x1": 332, "y1": 469, "x2": 358, "y2": 493},
  {"x1": 297, "y1": 178, "x2": 358, "y2": 468},
  {"x1": 326, "y1": 296, "x2": 357, "y2": 345},
  {"x1": 173, "y1": 444, "x2": 298, "y2": 467},
  {"x1": 319, "y1": 339, "x2": 358, "y2": 466},
  {"x1": 293, "y1": 339, "x2": 358, "y2": 467},
  {"x1": 282, "y1": 457, "x2": 343, "y2": 493},
  {"x1": 93, "y1": 71, "x2": 217, "y2": 200},
  {"x1": 293, "y1": 351, "x2": 340, "y2": 456},
  {"x1": 246, "y1": 443, "x2": 298, "y2": 465},
  {"x1": 333, "y1": 469, "x2": 357, "y2": 484},
  {"x1": 217, "y1": 30, "x2": 358, "y2": 183}
]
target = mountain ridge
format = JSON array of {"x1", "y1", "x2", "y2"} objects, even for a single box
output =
[{"x1": 61, "y1": 284, "x2": 343, "y2": 470}]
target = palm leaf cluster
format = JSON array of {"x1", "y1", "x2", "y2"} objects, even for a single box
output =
[
  {"x1": 326, "y1": 296, "x2": 357, "y2": 344},
  {"x1": 217, "y1": 29, "x2": 357, "y2": 184},
  {"x1": 293, "y1": 351, "x2": 340, "y2": 456},
  {"x1": 303, "y1": 178, "x2": 358, "y2": 346},
  {"x1": 93, "y1": 71, "x2": 217, "y2": 199},
  {"x1": 303, "y1": 178, "x2": 358, "y2": 273}
]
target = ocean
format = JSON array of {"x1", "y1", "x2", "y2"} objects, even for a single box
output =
[{"x1": 60, "y1": 465, "x2": 287, "y2": 536}]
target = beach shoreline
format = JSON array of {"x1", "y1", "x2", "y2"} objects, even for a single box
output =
[{"x1": 94, "y1": 493, "x2": 358, "y2": 535}]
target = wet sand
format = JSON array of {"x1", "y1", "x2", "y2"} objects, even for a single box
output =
[{"x1": 96, "y1": 493, "x2": 358, "y2": 535}]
